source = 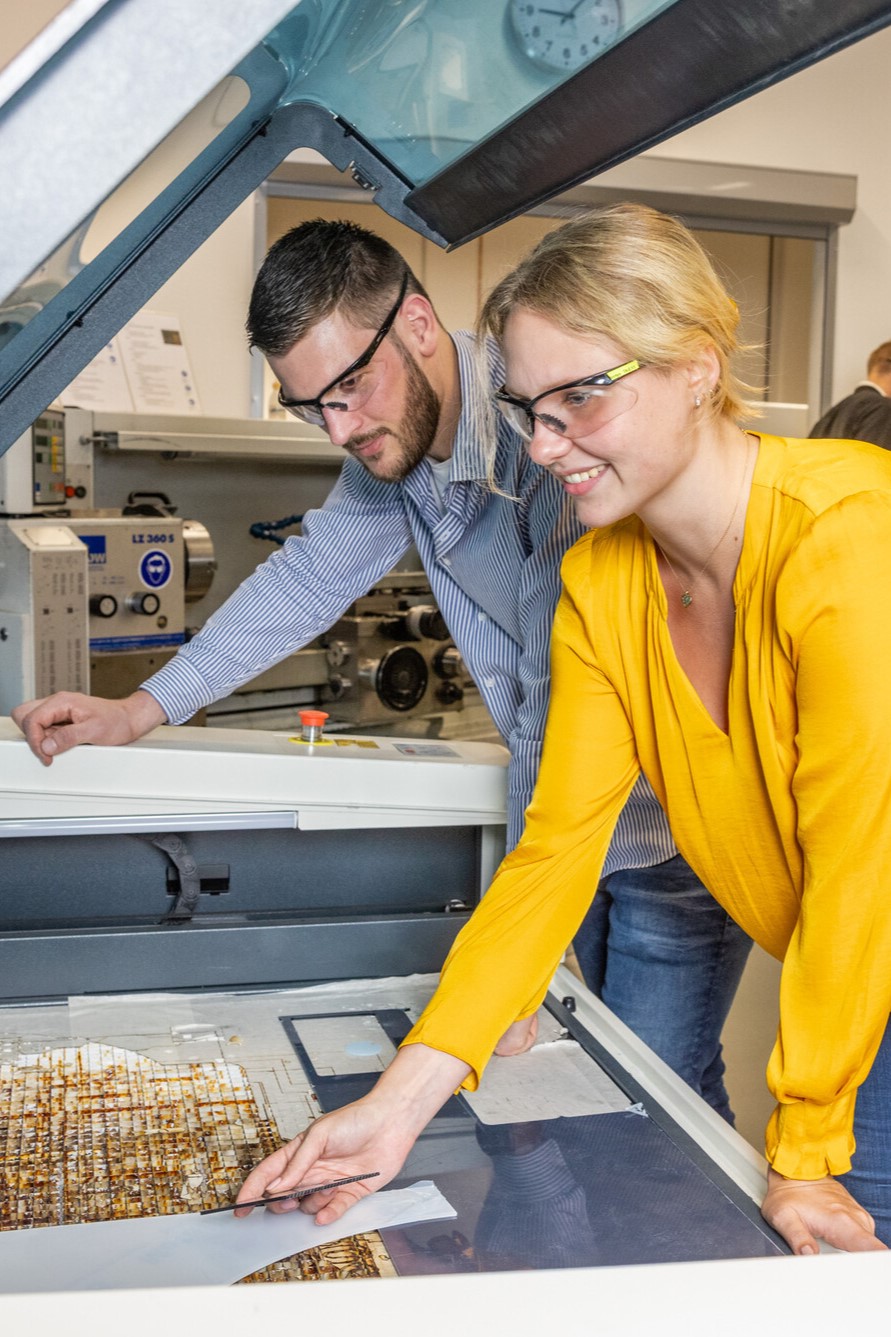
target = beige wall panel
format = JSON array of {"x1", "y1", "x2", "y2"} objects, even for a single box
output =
[
  {"x1": 698, "y1": 229, "x2": 771, "y2": 403},
  {"x1": 720, "y1": 946, "x2": 782, "y2": 1149},
  {"x1": 768, "y1": 237, "x2": 816, "y2": 404},
  {"x1": 420, "y1": 237, "x2": 480, "y2": 334},
  {"x1": 0, "y1": 0, "x2": 69, "y2": 72},
  {"x1": 478, "y1": 215, "x2": 561, "y2": 305}
]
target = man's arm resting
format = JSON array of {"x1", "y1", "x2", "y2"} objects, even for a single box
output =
[{"x1": 11, "y1": 688, "x2": 167, "y2": 764}]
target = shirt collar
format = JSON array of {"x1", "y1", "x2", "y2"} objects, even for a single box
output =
[{"x1": 446, "y1": 330, "x2": 511, "y2": 483}]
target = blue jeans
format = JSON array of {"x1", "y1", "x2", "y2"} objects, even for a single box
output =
[
  {"x1": 573, "y1": 854, "x2": 753, "y2": 1124},
  {"x1": 838, "y1": 1013, "x2": 891, "y2": 1246}
]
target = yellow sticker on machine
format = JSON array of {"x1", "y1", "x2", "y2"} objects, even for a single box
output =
[{"x1": 286, "y1": 736, "x2": 379, "y2": 749}]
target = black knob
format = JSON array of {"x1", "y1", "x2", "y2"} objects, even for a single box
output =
[
  {"x1": 434, "y1": 645, "x2": 464, "y2": 679},
  {"x1": 414, "y1": 607, "x2": 449, "y2": 641},
  {"x1": 89, "y1": 593, "x2": 117, "y2": 619}
]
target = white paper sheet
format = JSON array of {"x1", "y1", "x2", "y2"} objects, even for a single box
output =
[
  {"x1": 463, "y1": 1038, "x2": 631, "y2": 1123},
  {"x1": 0, "y1": 1181, "x2": 454, "y2": 1294}
]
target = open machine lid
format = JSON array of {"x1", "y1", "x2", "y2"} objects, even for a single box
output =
[{"x1": 2, "y1": 0, "x2": 890, "y2": 452}]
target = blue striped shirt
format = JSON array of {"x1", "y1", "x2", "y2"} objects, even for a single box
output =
[{"x1": 142, "y1": 332, "x2": 676, "y2": 869}]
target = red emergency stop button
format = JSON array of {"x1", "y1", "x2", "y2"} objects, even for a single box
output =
[{"x1": 298, "y1": 709, "x2": 329, "y2": 743}]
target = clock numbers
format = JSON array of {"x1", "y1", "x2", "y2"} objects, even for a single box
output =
[{"x1": 509, "y1": 0, "x2": 623, "y2": 74}]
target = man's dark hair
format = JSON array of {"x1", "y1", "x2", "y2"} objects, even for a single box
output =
[{"x1": 246, "y1": 218, "x2": 429, "y2": 356}]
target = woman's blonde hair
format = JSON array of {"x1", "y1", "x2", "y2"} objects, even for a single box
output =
[{"x1": 479, "y1": 202, "x2": 758, "y2": 423}]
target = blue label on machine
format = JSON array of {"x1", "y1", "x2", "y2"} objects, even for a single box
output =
[
  {"x1": 90, "y1": 633, "x2": 185, "y2": 652},
  {"x1": 81, "y1": 534, "x2": 107, "y2": 565},
  {"x1": 139, "y1": 549, "x2": 172, "y2": 589}
]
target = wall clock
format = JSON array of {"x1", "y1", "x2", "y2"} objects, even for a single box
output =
[{"x1": 509, "y1": 0, "x2": 623, "y2": 73}]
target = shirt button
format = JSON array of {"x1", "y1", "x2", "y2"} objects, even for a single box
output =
[
  {"x1": 477, "y1": 612, "x2": 487, "y2": 622},
  {"x1": 484, "y1": 677, "x2": 496, "y2": 688},
  {"x1": 441, "y1": 557, "x2": 451, "y2": 567}
]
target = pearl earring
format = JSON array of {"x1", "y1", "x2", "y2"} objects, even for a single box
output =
[{"x1": 694, "y1": 395, "x2": 702, "y2": 408}]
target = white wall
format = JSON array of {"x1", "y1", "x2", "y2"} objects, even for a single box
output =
[
  {"x1": 650, "y1": 25, "x2": 891, "y2": 402},
  {"x1": 144, "y1": 196, "x2": 257, "y2": 417}
]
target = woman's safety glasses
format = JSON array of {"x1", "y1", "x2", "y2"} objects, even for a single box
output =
[{"x1": 494, "y1": 359, "x2": 642, "y2": 441}]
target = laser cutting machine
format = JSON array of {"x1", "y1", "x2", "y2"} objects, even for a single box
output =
[{"x1": 0, "y1": 716, "x2": 784, "y2": 1283}]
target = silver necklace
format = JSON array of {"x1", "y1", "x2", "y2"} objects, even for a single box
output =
[{"x1": 657, "y1": 439, "x2": 751, "y2": 610}]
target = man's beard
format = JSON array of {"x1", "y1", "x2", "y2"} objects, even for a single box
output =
[{"x1": 347, "y1": 343, "x2": 442, "y2": 483}]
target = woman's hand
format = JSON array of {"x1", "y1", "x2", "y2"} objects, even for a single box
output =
[
  {"x1": 235, "y1": 1043, "x2": 470, "y2": 1225},
  {"x1": 761, "y1": 1167, "x2": 888, "y2": 1254},
  {"x1": 235, "y1": 1097, "x2": 414, "y2": 1225}
]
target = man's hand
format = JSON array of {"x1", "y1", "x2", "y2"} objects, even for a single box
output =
[
  {"x1": 494, "y1": 1012, "x2": 538, "y2": 1057},
  {"x1": 11, "y1": 689, "x2": 167, "y2": 765},
  {"x1": 762, "y1": 1167, "x2": 888, "y2": 1254},
  {"x1": 235, "y1": 1043, "x2": 470, "y2": 1225}
]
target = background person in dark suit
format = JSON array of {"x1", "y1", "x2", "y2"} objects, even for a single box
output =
[{"x1": 809, "y1": 340, "x2": 891, "y2": 449}]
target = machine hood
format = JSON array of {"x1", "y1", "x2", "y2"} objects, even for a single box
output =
[{"x1": 2, "y1": 0, "x2": 890, "y2": 452}]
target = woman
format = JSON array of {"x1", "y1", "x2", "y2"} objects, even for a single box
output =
[{"x1": 237, "y1": 204, "x2": 891, "y2": 1255}]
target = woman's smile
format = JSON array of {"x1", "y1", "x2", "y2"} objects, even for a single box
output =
[{"x1": 560, "y1": 463, "x2": 610, "y2": 493}]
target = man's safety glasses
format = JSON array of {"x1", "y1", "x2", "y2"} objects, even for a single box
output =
[
  {"x1": 494, "y1": 359, "x2": 643, "y2": 441},
  {"x1": 278, "y1": 271, "x2": 409, "y2": 427}
]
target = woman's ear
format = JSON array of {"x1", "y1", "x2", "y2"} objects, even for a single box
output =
[{"x1": 685, "y1": 345, "x2": 721, "y2": 403}]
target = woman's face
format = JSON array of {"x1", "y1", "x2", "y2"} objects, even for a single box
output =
[{"x1": 500, "y1": 309, "x2": 704, "y2": 531}]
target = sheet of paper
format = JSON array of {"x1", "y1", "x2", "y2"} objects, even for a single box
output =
[
  {"x1": 464, "y1": 1039, "x2": 631, "y2": 1123},
  {"x1": 59, "y1": 312, "x2": 201, "y2": 414},
  {"x1": 61, "y1": 335, "x2": 135, "y2": 411},
  {"x1": 118, "y1": 310, "x2": 201, "y2": 413},
  {"x1": 0, "y1": 1181, "x2": 454, "y2": 1294}
]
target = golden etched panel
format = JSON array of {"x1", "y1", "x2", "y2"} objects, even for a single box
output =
[{"x1": 0, "y1": 1042, "x2": 393, "y2": 1283}]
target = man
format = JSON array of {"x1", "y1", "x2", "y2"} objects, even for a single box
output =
[
  {"x1": 12, "y1": 220, "x2": 751, "y2": 1112},
  {"x1": 809, "y1": 340, "x2": 891, "y2": 449}
]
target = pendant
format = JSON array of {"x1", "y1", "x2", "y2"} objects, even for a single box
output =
[{"x1": 680, "y1": 591, "x2": 693, "y2": 608}]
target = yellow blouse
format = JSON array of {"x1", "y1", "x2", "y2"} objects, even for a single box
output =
[{"x1": 408, "y1": 433, "x2": 891, "y2": 1180}]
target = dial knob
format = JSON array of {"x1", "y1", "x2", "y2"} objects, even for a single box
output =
[
  {"x1": 89, "y1": 593, "x2": 118, "y2": 619},
  {"x1": 127, "y1": 591, "x2": 161, "y2": 616},
  {"x1": 434, "y1": 645, "x2": 464, "y2": 679}
]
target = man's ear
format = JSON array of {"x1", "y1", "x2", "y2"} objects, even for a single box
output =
[{"x1": 398, "y1": 293, "x2": 439, "y2": 358}]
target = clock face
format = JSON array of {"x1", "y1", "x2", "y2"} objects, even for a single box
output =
[{"x1": 509, "y1": 0, "x2": 623, "y2": 73}]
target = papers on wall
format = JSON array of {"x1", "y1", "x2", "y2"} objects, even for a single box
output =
[{"x1": 61, "y1": 311, "x2": 201, "y2": 414}]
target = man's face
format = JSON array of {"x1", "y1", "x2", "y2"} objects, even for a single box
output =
[{"x1": 269, "y1": 307, "x2": 441, "y2": 483}]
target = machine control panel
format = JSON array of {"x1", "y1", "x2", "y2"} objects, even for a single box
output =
[
  {"x1": 70, "y1": 517, "x2": 186, "y2": 652},
  {"x1": 0, "y1": 522, "x2": 89, "y2": 710},
  {"x1": 0, "y1": 410, "x2": 66, "y2": 513}
]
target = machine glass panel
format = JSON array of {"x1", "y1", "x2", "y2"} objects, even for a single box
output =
[
  {"x1": 265, "y1": 0, "x2": 677, "y2": 186},
  {"x1": 0, "y1": 76, "x2": 250, "y2": 357}
]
